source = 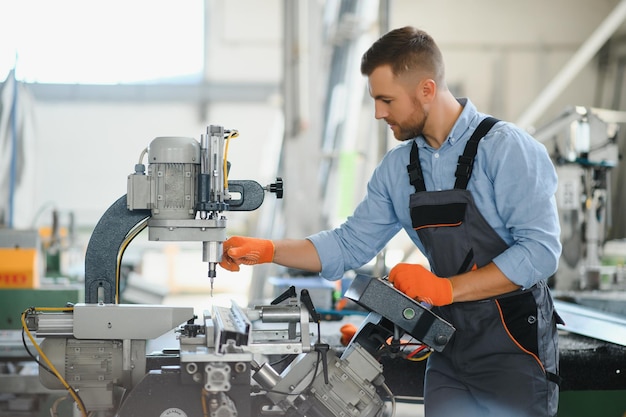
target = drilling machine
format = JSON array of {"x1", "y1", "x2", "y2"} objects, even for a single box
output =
[{"x1": 82, "y1": 125, "x2": 282, "y2": 304}]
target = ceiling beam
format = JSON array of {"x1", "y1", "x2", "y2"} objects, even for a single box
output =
[{"x1": 23, "y1": 81, "x2": 278, "y2": 103}]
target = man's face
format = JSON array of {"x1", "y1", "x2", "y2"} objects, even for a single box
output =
[{"x1": 367, "y1": 65, "x2": 427, "y2": 141}]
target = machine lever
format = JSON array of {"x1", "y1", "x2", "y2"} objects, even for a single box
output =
[
  {"x1": 314, "y1": 342, "x2": 330, "y2": 384},
  {"x1": 300, "y1": 289, "x2": 320, "y2": 323},
  {"x1": 270, "y1": 285, "x2": 297, "y2": 305}
]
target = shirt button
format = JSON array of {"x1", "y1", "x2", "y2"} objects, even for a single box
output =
[{"x1": 434, "y1": 153, "x2": 440, "y2": 159}]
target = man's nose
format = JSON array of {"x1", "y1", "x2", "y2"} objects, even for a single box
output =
[{"x1": 374, "y1": 103, "x2": 387, "y2": 120}]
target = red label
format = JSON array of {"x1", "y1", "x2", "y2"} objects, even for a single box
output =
[{"x1": 0, "y1": 273, "x2": 29, "y2": 285}]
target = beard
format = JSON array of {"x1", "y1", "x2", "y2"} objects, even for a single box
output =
[{"x1": 388, "y1": 101, "x2": 428, "y2": 142}]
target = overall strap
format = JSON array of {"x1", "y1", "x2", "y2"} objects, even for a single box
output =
[
  {"x1": 454, "y1": 116, "x2": 500, "y2": 190},
  {"x1": 407, "y1": 141, "x2": 426, "y2": 192},
  {"x1": 406, "y1": 116, "x2": 500, "y2": 193}
]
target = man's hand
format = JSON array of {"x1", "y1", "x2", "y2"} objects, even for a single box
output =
[
  {"x1": 388, "y1": 263, "x2": 453, "y2": 306},
  {"x1": 220, "y1": 236, "x2": 275, "y2": 272}
]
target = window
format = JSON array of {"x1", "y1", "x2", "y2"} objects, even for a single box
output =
[{"x1": 0, "y1": 0, "x2": 204, "y2": 84}]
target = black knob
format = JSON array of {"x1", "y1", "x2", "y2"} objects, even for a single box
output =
[{"x1": 269, "y1": 177, "x2": 284, "y2": 198}]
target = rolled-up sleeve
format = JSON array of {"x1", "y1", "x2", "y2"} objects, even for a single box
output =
[
  {"x1": 307, "y1": 156, "x2": 404, "y2": 280},
  {"x1": 483, "y1": 126, "x2": 562, "y2": 288}
]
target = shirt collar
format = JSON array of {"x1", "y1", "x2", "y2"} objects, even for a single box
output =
[{"x1": 415, "y1": 97, "x2": 479, "y2": 149}]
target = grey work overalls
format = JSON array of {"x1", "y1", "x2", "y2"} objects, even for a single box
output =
[{"x1": 407, "y1": 117, "x2": 561, "y2": 417}]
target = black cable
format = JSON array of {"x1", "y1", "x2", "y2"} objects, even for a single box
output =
[{"x1": 269, "y1": 354, "x2": 295, "y2": 367}]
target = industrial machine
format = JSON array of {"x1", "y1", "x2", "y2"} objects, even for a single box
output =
[
  {"x1": 18, "y1": 124, "x2": 456, "y2": 417},
  {"x1": 533, "y1": 105, "x2": 626, "y2": 291},
  {"x1": 22, "y1": 277, "x2": 454, "y2": 417}
]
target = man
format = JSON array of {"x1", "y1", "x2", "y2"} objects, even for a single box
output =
[{"x1": 220, "y1": 26, "x2": 562, "y2": 417}]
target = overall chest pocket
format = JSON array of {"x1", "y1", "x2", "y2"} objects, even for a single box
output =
[{"x1": 411, "y1": 202, "x2": 467, "y2": 230}]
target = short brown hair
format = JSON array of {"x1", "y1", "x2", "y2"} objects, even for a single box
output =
[{"x1": 360, "y1": 26, "x2": 445, "y2": 86}]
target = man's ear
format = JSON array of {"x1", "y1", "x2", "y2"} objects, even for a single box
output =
[{"x1": 420, "y1": 78, "x2": 437, "y2": 101}]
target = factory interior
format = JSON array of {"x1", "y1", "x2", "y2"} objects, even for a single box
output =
[{"x1": 2, "y1": 0, "x2": 626, "y2": 416}]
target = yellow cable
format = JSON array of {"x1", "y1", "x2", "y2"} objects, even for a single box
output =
[
  {"x1": 21, "y1": 308, "x2": 88, "y2": 417},
  {"x1": 201, "y1": 388, "x2": 210, "y2": 417},
  {"x1": 115, "y1": 218, "x2": 149, "y2": 303},
  {"x1": 222, "y1": 130, "x2": 238, "y2": 190},
  {"x1": 406, "y1": 351, "x2": 432, "y2": 362}
]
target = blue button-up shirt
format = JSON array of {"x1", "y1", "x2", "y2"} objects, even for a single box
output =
[{"x1": 308, "y1": 98, "x2": 561, "y2": 289}]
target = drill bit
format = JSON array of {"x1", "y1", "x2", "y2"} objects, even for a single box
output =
[{"x1": 208, "y1": 263, "x2": 217, "y2": 297}]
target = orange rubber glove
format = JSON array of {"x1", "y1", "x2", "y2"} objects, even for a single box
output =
[
  {"x1": 388, "y1": 263, "x2": 453, "y2": 306},
  {"x1": 220, "y1": 236, "x2": 275, "y2": 272},
  {"x1": 340, "y1": 323, "x2": 358, "y2": 346}
]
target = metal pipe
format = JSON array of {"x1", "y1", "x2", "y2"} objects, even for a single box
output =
[
  {"x1": 259, "y1": 306, "x2": 302, "y2": 323},
  {"x1": 34, "y1": 312, "x2": 74, "y2": 337},
  {"x1": 8, "y1": 70, "x2": 18, "y2": 228}
]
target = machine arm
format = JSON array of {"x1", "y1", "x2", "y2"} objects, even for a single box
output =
[{"x1": 84, "y1": 195, "x2": 150, "y2": 304}]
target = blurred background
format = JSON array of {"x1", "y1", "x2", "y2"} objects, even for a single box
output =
[{"x1": 2, "y1": 1, "x2": 626, "y2": 416}]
